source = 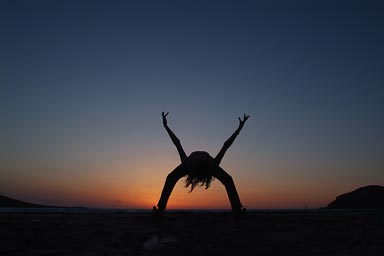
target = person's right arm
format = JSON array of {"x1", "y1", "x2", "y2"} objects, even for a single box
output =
[{"x1": 162, "y1": 112, "x2": 187, "y2": 163}]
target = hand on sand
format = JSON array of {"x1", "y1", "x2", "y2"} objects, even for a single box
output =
[
  {"x1": 234, "y1": 207, "x2": 247, "y2": 221},
  {"x1": 152, "y1": 206, "x2": 164, "y2": 219}
]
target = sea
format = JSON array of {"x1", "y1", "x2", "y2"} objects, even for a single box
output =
[{"x1": 0, "y1": 207, "x2": 320, "y2": 214}]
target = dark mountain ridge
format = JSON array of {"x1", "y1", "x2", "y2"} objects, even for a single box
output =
[
  {"x1": 327, "y1": 185, "x2": 384, "y2": 209},
  {"x1": 0, "y1": 195, "x2": 55, "y2": 208}
]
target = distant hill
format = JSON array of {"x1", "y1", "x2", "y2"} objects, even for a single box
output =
[
  {"x1": 326, "y1": 185, "x2": 384, "y2": 209},
  {"x1": 0, "y1": 195, "x2": 55, "y2": 208}
]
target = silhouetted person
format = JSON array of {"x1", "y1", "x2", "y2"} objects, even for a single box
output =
[{"x1": 153, "y1": 112, "x2": 249, "y2": 218}]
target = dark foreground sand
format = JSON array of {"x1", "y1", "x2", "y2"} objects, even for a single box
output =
[{"x1": 1, "y1": 210, "x2": 383, "y2": 256}]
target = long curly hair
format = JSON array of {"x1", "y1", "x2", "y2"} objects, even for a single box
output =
[{"x1": 184, "y1": 151, "x2": 215, "y2": 192}]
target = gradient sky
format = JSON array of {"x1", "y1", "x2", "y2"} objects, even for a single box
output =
[{"x1": 1, "y1": 0, "x2": 384, "y2": 209}]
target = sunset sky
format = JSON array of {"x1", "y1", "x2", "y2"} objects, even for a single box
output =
[{"x1": 1, "y1": 0, "x2": 383, "y2": 209}]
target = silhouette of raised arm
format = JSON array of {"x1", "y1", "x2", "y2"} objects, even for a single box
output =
[
  {"x1": 162, "y1": 112, "x2": 187, "y2": 163},
  {"x1": 215, "y1": 114, "x2": 249, "y2": 165}
]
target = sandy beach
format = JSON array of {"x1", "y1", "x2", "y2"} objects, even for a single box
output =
[{"x1": 1, "y1": 210, "x2": 383, "y2": 256}]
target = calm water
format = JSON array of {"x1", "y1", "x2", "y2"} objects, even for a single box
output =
[{"x1": 0, "y1": 207, "x2": 319, "y2": 214}]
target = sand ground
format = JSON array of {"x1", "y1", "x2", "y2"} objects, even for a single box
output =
[{"x1": 1, "y1": 210, "x2": 383, "y2": 256}]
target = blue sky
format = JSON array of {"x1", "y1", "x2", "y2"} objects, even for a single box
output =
[{"x1": 1, "y1": 0, "x2": 383, "y2": 208}]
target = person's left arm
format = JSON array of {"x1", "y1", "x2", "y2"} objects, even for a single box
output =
[{"x1": 215, "y1": 114, "x2": 249, "y2": 165}]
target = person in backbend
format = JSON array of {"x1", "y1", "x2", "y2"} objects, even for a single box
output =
[{"x1": 153, "y1": 112, "x2": 249, "y2": 218}]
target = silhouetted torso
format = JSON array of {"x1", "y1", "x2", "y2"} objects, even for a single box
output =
[{"x1": 186, "y1": 151, "x2": 215, "y2": 174}]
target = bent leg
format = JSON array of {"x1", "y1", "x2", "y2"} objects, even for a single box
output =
[
  {"x1": 212, "y1": 167, "x2": 243, "y2": 211},
  {"x1": 157, "y1": 164, "x2": 188, "y2": 211}
]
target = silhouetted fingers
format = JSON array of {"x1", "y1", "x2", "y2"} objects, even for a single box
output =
[
  {"x1": 162, "y1": 112, "x2": 169, "y2": 118},
  {"x1": 239, "y1": 114, "x2": 249, "y2": 123}
]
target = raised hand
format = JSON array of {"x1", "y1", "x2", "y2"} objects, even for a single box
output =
[
  {"x1": 238, "y1": 114, "x2": 250, "y2": 130},
  {"x1": 162, "y1": 112, "x2": 169, "y2": 126}
]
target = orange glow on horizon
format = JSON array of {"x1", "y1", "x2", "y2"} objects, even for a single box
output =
[{"x1": 1, "y1": 157, "x2": 349, "y2": 210}]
